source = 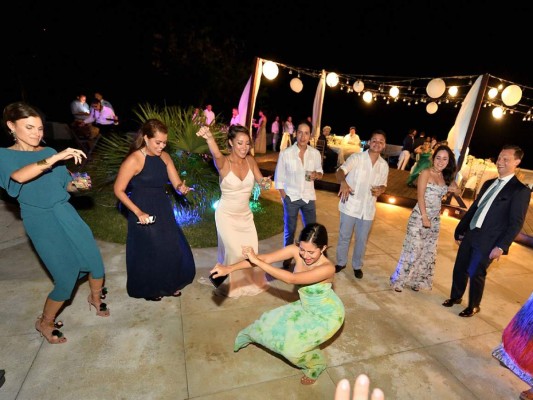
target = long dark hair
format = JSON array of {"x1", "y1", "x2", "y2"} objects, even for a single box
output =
[
  {"x1": 297, "y1": 223, "x2": 329, "y2": 256},
  {"x1": 227, "y1": 124, "x2": 251, "y2": 152},
  {"x1": 432, "y1": 144, "x2": 457, "y2": 185},
  {"x1": 127, "y1": 119, "x2": 168, "y2": 156}
]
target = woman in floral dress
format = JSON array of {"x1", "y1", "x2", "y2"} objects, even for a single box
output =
[{"x1": 390, "y1": 145, "x2": 458, "y2": 291}]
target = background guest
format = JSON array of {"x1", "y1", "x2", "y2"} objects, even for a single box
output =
[
  {"x1": 203, "y1": 104, "x2": 215, "y2": 125},
  {"x1": 113, "y1": 119, "x2": 196, "y2": 301},
  {"x1": 0, "y1": 101, "x2": 109, "y2": 344},
  {"x1": 335, "y1": 129, "x2": 388, "y2": 278},
  {"x1": 229, "y1": 107, "x2": 240, "y2": 126},
  {"x1": 271, "y1": 115, "x2": 280, "y2": 151},
  {"x1": 196, "y1": 124, "x2": 270, "y2": 298},
  {"x1": 274, "y1": 120, "x2": 323, "y2": 269},
  {"x1": 210, "y1": 223, "x2": 345, "y2": 386},
  {"x1": 343, "y1": 126, "x2": 361, "y2": 146},
  {"x1": 442, "y1": 145, "x2": 530, "y2": 318},
  {"x1": 70, "y1": 93, "x2": 90, "y2": 123},
  {"x1": 406, "y1": 138, "x2": 433, "y2": 187},
  {"x1": 390, "y1": 145, "x2": 457, "y2": 292},
  {"x1": 318, "y1": 125, "x2": 338, "y2": 173},
  {"x1": 253, "y1": 110, "x2": 267, "y2": 154},
  {"x1": 397, "y1": 128, "x2": 416, "y2": 170},
  {"x1": 94, "y1": 91, "x2": 114, "y2": 112},
  {"x1": 82, "y1": 98, "x2": 118, "y2": 136}
]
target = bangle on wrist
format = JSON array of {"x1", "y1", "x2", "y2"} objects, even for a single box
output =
[{"x1": 36, "y1": 158, "x2": 51, "y2": 171}]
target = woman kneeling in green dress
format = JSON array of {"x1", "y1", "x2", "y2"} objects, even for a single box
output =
[{"x1": 210, "y1": 223, "x2": 345, "y2": 385}]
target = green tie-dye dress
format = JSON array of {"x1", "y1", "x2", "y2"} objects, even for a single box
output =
[{"x1": 234, "y1": 282, "x2": 345, "y2": 380}]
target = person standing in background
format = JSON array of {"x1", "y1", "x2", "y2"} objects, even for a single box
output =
[
  {"x1": 335, "y1": 129, "x2": 388, "y2": 278},
  {"x1": 442, "y1": 145, "x2": 530, "y2": 317},
  {"x1": 204, "y1": 104, "x2": 215, "y2": 125},
  {"x1": 390, "y1": 145, "x2": 458, "y2": 292},
  {"x1": 271, "y1": 115, "x2": 280, "y2": 151},
  {"x1": 229, "y1": 107, "x2": 240, "y2": 126},
  {"x1": 397, "y1": 128, "x2": 416, "y2": 170},
  {"x1": 274, "y1": 120, "x2": 323, "y2": 269},
  {"x1": 113, "y1": 119, "x2": 196, "y2": 301},
  {"x1": 0, "y1": 101, "x2": 110, "y2": 344},
  {"x1": 253, "y1": 110, "x2": 267, "y2": 154}
]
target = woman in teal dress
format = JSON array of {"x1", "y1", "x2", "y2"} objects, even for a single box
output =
[
  {"x1": 210, "y1": 223, "x2": 345, "y2": 385},
  {"x1": 407, "y1": 140, "x2": 433, "y2": 186},
  {"x1": 0, "y1": 102, "x2": 109, "y2": 345}
]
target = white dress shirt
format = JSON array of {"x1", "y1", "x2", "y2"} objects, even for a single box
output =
[
  {"x1": 338, "y1": 150, "x2": 389, "y2": 220},
  {"x1": 274, "y1": 143, "x2": 324, "y2": 203}
]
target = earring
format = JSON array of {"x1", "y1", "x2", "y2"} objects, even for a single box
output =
[{"x1": 10, "y1": 131, "x2": 17, "y2": 141}]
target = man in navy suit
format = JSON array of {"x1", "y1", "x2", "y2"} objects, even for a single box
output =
[{"x1": 443, "y1": 145, "x2": 530, "y2": 317}]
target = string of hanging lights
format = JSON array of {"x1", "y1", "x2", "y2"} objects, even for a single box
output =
[{"x1": 260, "y1": 59, "x2": 533, "y2": 121}]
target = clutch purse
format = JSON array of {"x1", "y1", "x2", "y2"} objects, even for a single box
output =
[{"x1": 209, "y1": 272, "x2": 227, "y2": 288}]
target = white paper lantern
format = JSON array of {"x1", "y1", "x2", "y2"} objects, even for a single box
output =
[
  {"x1": 362, "y1": 91, "x2": 373, "y2": 103},
  {"x1": 353, "y1": 80, "x2": 364, "y2": 93},
  {"x1": 326, "y1": 72, "x2": 339, "y2": 87},
  {"x1": 448, "y1": 86, "x2": 458, "y2": 97},
  {"x1": 501, "y1": 85, "x2": 522, "y2": 106},
  {"x1": 426, "y1": 102, "x2": 438, "y2": 114},
  {"x1": 492, "y1": 106, "x2": 504, "y2": 119},
  {"x1": 262, "y1": 61, "x2": 279, "y2": 80},
  {"x1": 389, "y1": 86, "x2": 399, "y2": 98},
  {"x1": 426, "y1": 78, "x2": 446, "y2": 98},
  {"x1": 290, "y1": 77, "x2": 303, "y2": 93}
]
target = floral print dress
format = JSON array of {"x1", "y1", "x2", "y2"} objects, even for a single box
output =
[{"x1": 390, "y1": 183, "x2": 448, "y2": 290}]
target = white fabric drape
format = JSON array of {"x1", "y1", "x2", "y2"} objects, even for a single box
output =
[{"x1": 312, "y1": 70, "x2": 326, "y2": 143}]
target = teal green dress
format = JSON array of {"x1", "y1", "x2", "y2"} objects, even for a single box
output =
[
  {"x1": 407, "y1": 151, "x2": 432, "y2": 185},
  {"x1": 234, "y1": 282, "x2": 345, "y2": 380},
  {"x1": 0, "y1": 147, "x2": 105, "y2": 301}
]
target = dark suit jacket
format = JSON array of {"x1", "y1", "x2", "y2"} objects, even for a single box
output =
[{"x1": 455, "y1": 175, "x2": 530, "y2": 253}]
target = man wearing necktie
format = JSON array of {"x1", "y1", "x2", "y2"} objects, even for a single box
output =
[{"x1": 442, "y1": 145, "x2": 530, "y2": 317}]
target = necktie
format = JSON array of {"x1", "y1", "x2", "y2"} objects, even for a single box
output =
[{"x1": 469, "y1": 179, "x2": 503, "y2": 229}]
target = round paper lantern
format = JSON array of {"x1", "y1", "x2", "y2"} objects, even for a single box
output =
[
  {"x1": 353, "y1": 80, "x2": 364, "y2": 93},
  {"x1": 501, "y1": 85, "x2": 522, "y2": 106},
  {"x1": 389, "y1": 86, "x2": 399, "y2": 98},
  {"x1": 362, "y1": 91, "x2": 373, "y2": 103},
  {"x1": 426, "y1": 102, "x2": 438, "y2": 114},
  {"x1": 326, "y1": 72, "x2": 339, "y2": 87},
  {"x1": 290, "y1": 77, "x2": 303, "y2": 93},
  {"x1": 448, "y1": 86, "x2": 458, "y2": 97},
  {"x1": 426, "y1": 78, "x2": 446, "y2": 98},
  {"x1": 492, "y1": 106, "x2": 504, "y2": 119},
  {"x1": 262, "y1": 61, "x2": 279, "y2": 80},
  {"x1": 488, "y1": 87, "x2": 498, "y2": 99}
]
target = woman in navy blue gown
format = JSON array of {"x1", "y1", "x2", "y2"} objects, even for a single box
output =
[{"x1": 114, "y1": 119, "x2": 196, "y2": 301}]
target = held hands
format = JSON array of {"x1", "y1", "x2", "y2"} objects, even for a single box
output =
[
  {"x1": 241, "y1": 246, "x2": 259, "y2": 263},
  {"x1": 196, "y1": 126, "x2": 213, "y2": 140}
]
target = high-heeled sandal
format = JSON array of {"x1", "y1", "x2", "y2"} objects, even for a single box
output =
[
  {"x1": 88, "y1": 288, "x2": 110, "y2": 317},
  {"x1": 35, "y1": 314, "x2": 67, "y2": 344}
]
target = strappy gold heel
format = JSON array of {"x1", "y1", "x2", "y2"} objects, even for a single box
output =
[
  {"x1": 87, "y1": 287, "x2": 110, "y2": 317},
  {"x1": 35, "y1": 313, "x2": 67, "y2": 344}
]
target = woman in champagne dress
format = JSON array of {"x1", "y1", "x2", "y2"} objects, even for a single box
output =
[
  {"x1": 253, "y1": 110, "x2": 267, "y2": 154},
  {"x1": 197, "y1": 124, "x2": 271, "y2": 298}
]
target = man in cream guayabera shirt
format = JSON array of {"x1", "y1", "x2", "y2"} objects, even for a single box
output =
[
  {"x1": 335, "y1": 129, "x2": 389, "y2": 279},
  {"x1": 274, "y1": 120, "x2": 324, "y2": 269}
]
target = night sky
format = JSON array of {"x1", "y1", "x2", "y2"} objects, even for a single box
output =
[{"x1": 2, "y1": 1, "x2": 532, "y2": 168}]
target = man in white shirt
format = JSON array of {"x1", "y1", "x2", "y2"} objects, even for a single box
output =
[
  {"x1": 229, "y1": 107, "x2": 240, "y2": 126},
  {"x1": 204, "y1": 104, "x2": 215, "y2": 125},
  {"x1": 335, "y1": 129, "x2": 389, "y2": 278},
  {"x1": 343, "y1": 126, "x2": 361, "y2": 146},
  {"x1": 70, "y1": 94, "x2": 90, "y2": 122},
  {"x1": 274, "y1": 120, "x2": 324, "y2": 268},
  {"x1": 271, "y1": 116, "x2": 280, "y2": 151}
]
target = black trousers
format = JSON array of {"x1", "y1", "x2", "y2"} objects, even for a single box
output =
[{"x1": 450, "y1": 229, "x2": 494, "y2": 308}]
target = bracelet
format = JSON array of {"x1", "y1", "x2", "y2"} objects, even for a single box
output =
[{"x1": 36, "y1": 158, "x2": 51, "y2": 171}]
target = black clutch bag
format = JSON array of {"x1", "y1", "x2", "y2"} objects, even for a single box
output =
[{"x1": 209, "y1": 272, "x2": 227, "y2": 288}]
